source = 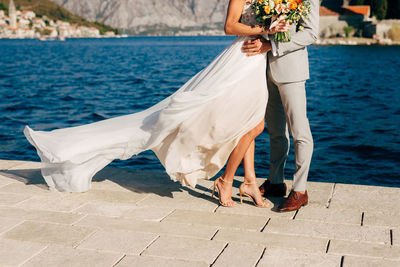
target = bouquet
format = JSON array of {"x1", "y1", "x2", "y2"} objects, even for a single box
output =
[{"x1": 252, "y1": 0, "x2": 311, "y2": 42}]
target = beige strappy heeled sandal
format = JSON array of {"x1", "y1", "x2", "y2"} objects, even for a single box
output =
[
  {"x1": 211, "y1": 177, "x2": 236, "y2": 207},
  {"x1": 239, "y1": 180, "x2": 271, "y2": 208}
]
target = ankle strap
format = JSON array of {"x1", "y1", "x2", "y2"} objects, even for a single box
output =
[{"x1": 219, "y1": 177, "x2": 232, "y2": 184}]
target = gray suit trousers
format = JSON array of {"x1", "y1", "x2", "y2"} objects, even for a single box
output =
[{"x1": 266, "y1": 68, "x2": 313, "y2": 192}]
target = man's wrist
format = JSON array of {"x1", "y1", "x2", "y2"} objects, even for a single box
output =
[{"x1": 260, "y1": 39, "x2": 272, "y2": 53}]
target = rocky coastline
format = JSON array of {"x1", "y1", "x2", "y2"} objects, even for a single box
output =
[
  {"x1": 0, "y1": 1, "x2": 121, "y2": 40},
  {"x1": 315, "y1": 37, "x2": 400, "y2": 46}
]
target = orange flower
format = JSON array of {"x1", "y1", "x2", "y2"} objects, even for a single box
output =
[
  {"x1": 296, "y1": 0, "x2": 302, "y2": 3},
  {"x1": 275, "y1": 0, "x2": 283, "y2": 4},
  {"x1": 289, "y1": 1, "x2": 298, "y2": 9},
  {"x1": 264, "y1": 6, "x2": 271, "y2": 14}
]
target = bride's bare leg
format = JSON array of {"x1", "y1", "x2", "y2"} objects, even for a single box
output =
[
  {"x1": 242, "y1": 140, "x2": 270, "y2": 207},
  {"x1": 216, "y1": 120, "x2": 265, "y2": 205},
  {"x1": 243, "y1": 140, "x2": 256, "y2": 179}
]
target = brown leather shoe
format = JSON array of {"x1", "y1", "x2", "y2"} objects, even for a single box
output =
[
  {"x1": 278, "y1": 190, "x2": 308, "y2": 212},
  {"x1": 259, "y1": 180, "x2": 287, "y2": 197}
]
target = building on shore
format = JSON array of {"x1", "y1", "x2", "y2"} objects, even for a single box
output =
[
  {"x1": 320, "y1": 0, "x2": 371, "y2": 38},
  {"x1": 320, "y1": 0, "x2": 400, "y2": 40},
  {"x1": 8, "y1": 0, "x2": 17, "y2": 29},
  {"x1": 0, "y1": 3, "x2": 104, "y2": 39}
]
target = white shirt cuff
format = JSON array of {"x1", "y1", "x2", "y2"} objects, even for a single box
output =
[{"x1": 270, "y1": 39, "x2": 278, "y2": 56}]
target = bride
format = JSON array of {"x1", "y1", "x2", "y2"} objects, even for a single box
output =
[{"x1": 24, "y1": 0, "x2": 289, "y2": 207}]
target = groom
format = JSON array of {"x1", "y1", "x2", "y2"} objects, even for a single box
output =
[{"x1": 242, "y1": 0, "x2": 319, "y2": 212}]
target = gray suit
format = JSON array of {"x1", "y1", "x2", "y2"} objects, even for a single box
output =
[{"x1": 263, "y1": 0, "x2": 319, "y2": 191}]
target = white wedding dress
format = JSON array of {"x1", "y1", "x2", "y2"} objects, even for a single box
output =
[{"x1": 24, "y1": 2, "x2": 268, "y2": 192}]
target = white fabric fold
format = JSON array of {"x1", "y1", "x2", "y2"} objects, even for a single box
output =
[{"x1": 25, "y1": 36, "x2": 268, "y2": 192}]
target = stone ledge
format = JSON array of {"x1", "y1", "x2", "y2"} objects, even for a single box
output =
[
  {"x1": 162, "y1": 209, "x2": 268, "y2": 231},
  {"x1": 328, "y1": 239, "x2": 400, "y2": 259},
  {"x1": 213, "y1": 228, "x2": 329, "y2": 253},
  {"x1": 115, "y1": 255, "x2": 208, "y2": 267},
  {"x1": 142, "y1": 235, "x2": 226, "y2": 264},
  {"x1": 258, "y1": 248, "x2": 342, "y2": 267},
  {"x1": 264, "y1": 217, "x2": 390, "y2": 244},
  {"x1": 342, "y1": 255, "x2": 400, "y2": 266},
  {"x1": 0, "y1": 160, "x2": 398, "y2": 265}
]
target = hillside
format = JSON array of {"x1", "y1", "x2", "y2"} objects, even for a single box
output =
[
  {"x1": 0, "y1": 0, "x2": 117, "y2": 34},
  {"x1": 51, "y1": 0, "x2": 230, "y2": 35},
  {"x1": 53, "y1": 0, "x2": 400, "y2": 36}
]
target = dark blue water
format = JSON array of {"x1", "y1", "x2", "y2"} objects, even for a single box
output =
[{"x1": 1, "y1": 37, "x2": 399, "y2": 187}]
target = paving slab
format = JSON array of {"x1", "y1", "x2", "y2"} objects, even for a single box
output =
[
  {"x1": 295, "y1": 205, "x2": 362, "y2": 225},
  {"x1": 0, "y1": 175, "x2": 14, "y2": 188},
  {"x1": 103, "y1": 170, "x2": 191, "y2": 196},
  {"x1": 22, "y1": 245, "x2": 122, "y2": 267},
  {"x1": 213, "y1": 228, "x2": 328, "y2": 253},
  {"x1": 136, "y1": 191, "x2": 219, "y2": 212},
  {"x1": 115, "y1": 255, "x2": 208, "y2": 267},
  {"x1": 0, "y1": 238, "x2": 47, "y2": 266},
  {"x1": 0, "y1": 170, "x2": 35, "y2": 185},
  {"x1": 77, "y1": 229, "x2": 158, "y2": 255},
  {"x1": 264, "y1": 217, "x2": 390, "y2": 244},
  {"x1": 162, "y1": 209, "x2": 268, "y2": 231},
  {"x1": 329, "y1": 188, "x2": 400, "y2": 213},
  {"x1": 65, "y1": 189, "x2": 148, "y2": 205},
  {"x1": 363, "y1": 210, "x2": 400, "y2": 228},
  {"x1": 307, "y1": 188, "x2": 333, "y2": 207},
  {"x1": 0, "y1": 206, "x2": 84, "y2": 225},
  {"x1": 307, "y1": 181, "x2": 335, "y2": 191},
  {"x1": 393, "y1": 228, "x2": 399, "y2": 247},
  {"x1": 0, "y1": 160, "x2": 27, "y2": 170},
  {"x1": 0, "y1": 216, "x2": 23, "y2": 234},
  {"x1": 335, "y1": 183, "x2": 399, "y2": 194},
  {"x1": 15, "y1": 194, "x2": 88, "y2": 212},
  {"x1": 0, "y1": 160, "x2": 399, "y2": 265},
  {"x1": 74, "y1": 202, "x2": 174, "y2": 221},
  {"x1": 328, "y1": 239, "x2": 400, "y2": 259},
  {"x1": 212, "y1": 242, "x2": 264, "y2": 267},
  {"x1": 75, "y1": 215, "x2": 218, "y2": 239},
  {"x1": 342, "y1": 255, "x2": 400, "y2": 267},
  {"x1": 7, "y1": 161, "x2": 42, "y2": 170},
  {"x1": 142, "y1": 235, "x2": 226, "y2": 264},
  {"x1": 0, "y1": 166, "x2": 45, "y2": 185},
  {"x1": 0, "y1": 192, "x2": 32, "y2": 206},
  {"x1": 195, "y1": 178, "x2": 214, "y2": 190},
  {"x1": 257, "y1": 248, "x2": 341, "y2": 267},
  {"x1": 215, "y1": 202, "x2": 295, "y2": 219},
  {"x1": 3, "y1": 221, "x2": 95, "y2": 247},
  {"x1": 90, "y1": 180, "x2": 133, "y2": 192},
  {"x1": 0, "y1": 182, "x2": 50, "y2": 196}
]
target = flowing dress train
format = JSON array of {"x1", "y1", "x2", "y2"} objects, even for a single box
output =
[{"x1": 24, "y1": 2, "x2": 267, "y2": 192}]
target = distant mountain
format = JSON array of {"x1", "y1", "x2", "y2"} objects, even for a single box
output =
[
  {"x1": 0, "y1": 0, "x2": 117, "y2": 34},
  {"x1": 51, "y1": 0, "x2": 230, "y2": 35}
]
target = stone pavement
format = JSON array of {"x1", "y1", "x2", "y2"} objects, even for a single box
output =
[{"x1": 0, "y1": 159, "x2": 399, "y2": 267}]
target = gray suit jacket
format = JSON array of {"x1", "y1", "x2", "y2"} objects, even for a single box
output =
[{"x1": 263, "y1": 0, "x2": 319, "y2": 83}]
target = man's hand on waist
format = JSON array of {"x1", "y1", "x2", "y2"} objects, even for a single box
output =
[{"x1": 241, "y1": 38, "x2": 271, "y2": 57}]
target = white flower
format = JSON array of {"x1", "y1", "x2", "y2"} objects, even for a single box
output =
[
  {"x1": 269, "y1": 0, "x2": 275, "y2": 9},
  {"x1": 275, "y1": 4, "x2": 283, "y2": 13},
  {"x1": 283, "y1": 6, "x2": 290, "y2": 13}
]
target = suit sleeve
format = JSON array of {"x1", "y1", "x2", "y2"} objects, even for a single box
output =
[{"x1": 274, "y1": 0, "x2": 319, "y2": 56}]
